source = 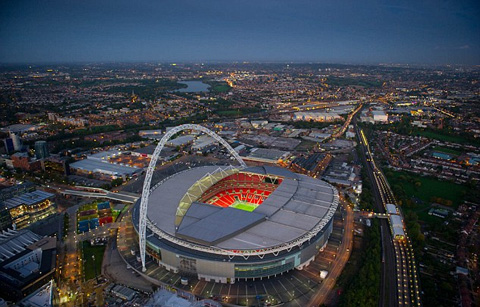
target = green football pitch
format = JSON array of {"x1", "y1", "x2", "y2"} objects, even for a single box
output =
[{"x1": 230, "y1": 201, "x2": 258, "y2": 212}]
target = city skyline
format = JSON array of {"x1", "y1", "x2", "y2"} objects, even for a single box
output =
[{"x1": 1, "y1": 0, "x2": 479, "y2": 65}]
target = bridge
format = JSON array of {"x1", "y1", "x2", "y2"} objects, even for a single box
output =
[{"x1": 61, "y1": 188, "x2": 139, "y2": 204}]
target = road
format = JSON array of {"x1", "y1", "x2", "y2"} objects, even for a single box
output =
[
  {"x1": 356, "y1": 124, "x2": 421, "y2": 306},
  {"x1": 308, "y1": 203, "x2": 354, "y2": 306},
  {"x1": 57, "y1": 204, "x2": 83, "y2": 306},
  {"x1": 329, "y1": 103, "x2": 363, "y2": 139}
]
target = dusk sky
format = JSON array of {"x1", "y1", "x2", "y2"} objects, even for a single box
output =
[{"x1": 0, "y1": 0, "x2": 479, "y2": 65}]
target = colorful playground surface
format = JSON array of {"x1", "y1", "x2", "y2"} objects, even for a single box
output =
[{"x1": 77, "y1": 201, "x2": 118, "y2": 233}]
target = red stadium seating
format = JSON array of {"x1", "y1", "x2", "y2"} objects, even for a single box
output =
[{"x1": 199, "y1": 172, "x2": 283, "y2": 208}]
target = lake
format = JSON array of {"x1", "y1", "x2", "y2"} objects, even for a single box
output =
[{"x1": 177, "y1": 81, "x2": 210, "y2": 93}]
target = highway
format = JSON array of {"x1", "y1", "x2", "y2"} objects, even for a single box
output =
[{"x1": 356, "y1": 125, "x2": 421, "y2": 306}]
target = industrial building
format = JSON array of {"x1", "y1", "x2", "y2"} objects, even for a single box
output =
[
  {"x1": 0, "y1": 229, "x2": 56, "y2": 301},
  {"x1": 290, "y1": 153, "x2": 332, "y2": 177},
  {"x1": 1, "y1": 190, "x2": 56, "y2": 229},
  {"x1": 70, "y1": 150, "x2": 141, "y2": 180},
  {"x1": 243, "y1": 148, "x2": 290, "y2": 164}
]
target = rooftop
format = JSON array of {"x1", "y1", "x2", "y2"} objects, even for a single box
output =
[
  {"x1": 70, "y1": 158, "x2": 141, "y2": 176},
  {"x1": 2, "y1": 190, "x2": 54, "y2": 210},
  {"x1": 0, "y1": 229, "x2": 43, "y2": 262}
]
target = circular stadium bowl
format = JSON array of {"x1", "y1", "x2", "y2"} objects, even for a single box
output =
[{"x1": 132, "y1": 165, "x2": 338, "y2": 283}]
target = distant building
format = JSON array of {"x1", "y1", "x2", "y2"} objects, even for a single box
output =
[
  {"x1": 2, "y1": 138, "x2": 14, "y2": 154},
  {"x1": 133, "y1": 145, "x2": 177, "y2": 161},
  {"x1": 42, "y1": 155, "x2": 70, "y2": 176},
  {"x1": 322, "y1": 162, "x2": 358, "y2": 187},
  {"x1": 11, "y1": 153, "x2": 42, "y2": 172},
  {"x1": 34, "y1": 141, "x2": 49, "y2": 160},
  {"x1": 9, "y1": 132, "x2": 22, "y2": 152},
  {"x1": 244, "y1": 148, "x2": 290, "y2": 164},
  {"x1": 47, "y1": 113, "x2": 88, "y2": 127},
  {"x1": 192, "y1": 135, "x2": 217, "y2": 152},
  {"x1": 70, "y1": 151, "x2": 141, "y2": 181},
  {"x1": 346, "y1": 125, "x2": 355, "y2": 139},
  {"x1": 372, "y1": 110, "x2": 388, "y2": 123},
  {"x1": 250, "y1": 120, "x2": 268, "y2": 128},
  {"x1": 290, "y1": 153, "x2": 332, "y2": 177},
  {"x1": 293, "y1": 112, "x2": 342, "y2": 122},
  {"x1": 138, "y1": 130, "x2": 164, "y2": 139},
  {"x1": 166, "y1": 135, "x2": 195, "y2": 147}
]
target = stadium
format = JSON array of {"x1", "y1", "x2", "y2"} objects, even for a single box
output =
[{"x1": 132, "y1": 125, "x2": 339, "y2": 284}]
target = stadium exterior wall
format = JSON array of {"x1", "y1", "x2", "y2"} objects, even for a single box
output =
[{"x1": 133, "y1": 202, "x2": 334, "y2": 284}]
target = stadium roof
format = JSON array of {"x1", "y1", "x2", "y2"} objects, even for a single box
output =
[
  {"x1": 147, "y1": 166, "x2": 222, "y2": 235},
  {"x1": 147, "y1": 165, "x2": 337, "y2": 250},
  {"x1": 177, "y1": 203, "x2": 265, "y2": 245}
]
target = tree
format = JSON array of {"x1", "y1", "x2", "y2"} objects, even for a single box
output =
[{"x1": 111, "y1": 178, "x2": 123, "y2": 187}]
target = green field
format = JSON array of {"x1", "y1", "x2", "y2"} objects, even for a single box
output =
[
  {"x1": 385, "y1": 170, "x2": 467, "y2": 224},
  {"x1": 414, "y1": 129, "x2": 478, "y2": 145},
  {"x1": 387, "y1": 170, "x2": 466, "y2": 205},
  {"x1": 211, "y1": 84, "x2": 231, "y2": 93},
  {"x1": 230, "y1": 201, "x2": 258, "y2": 212},
  {"x1": 82, "y1": 241, "x2": 105, "y2": 281}
]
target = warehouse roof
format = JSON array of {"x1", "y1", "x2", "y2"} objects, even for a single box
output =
[
  {"x1": 70, "y1": 158, "x2": 141, "y2": 176},
  {"x1": 0, "y1": 229, "x2": 43, "y2": 262}
]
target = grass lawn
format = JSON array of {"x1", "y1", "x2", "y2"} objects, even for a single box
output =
[
  {"x1": 387, "y1": 170, "x2": 466, "y2": 205},
  {"x1": 211, "y1": 84, "x2": 231, "y2": 93},
  {"x1": 386, "y1": 170, "x2": 467, "y2": 225},
  {"x1": 414, "y1": 129, "x2": 477, "y2": 145},
  {"x1": 217, "y1": 110, "x2": 240, "y2": 116},
  {"x1": 82, "y1": 241, "x2": 105, "y2": 281},
  {"x1": 112, "y1": 210, "x2": 120, "y2": 221},
  {"x1": 230, "y1": 201, "x2": 258, "y2": 212}
]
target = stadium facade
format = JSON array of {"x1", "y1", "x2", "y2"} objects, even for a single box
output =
[{"x1": 133, "y1": 125, "x2": 339, "y2": 284}]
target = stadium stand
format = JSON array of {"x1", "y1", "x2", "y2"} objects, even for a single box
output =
[{"x1": 200, "y1": 172, "x2": 281, "y2": 208}]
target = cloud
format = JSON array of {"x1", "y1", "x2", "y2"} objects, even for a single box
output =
[{"x1": 457, "y1": 45, "x2": 470, "y2": 49}]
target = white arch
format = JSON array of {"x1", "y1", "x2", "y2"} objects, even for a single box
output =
[{"x1": 138, "y1": 124, "x2": 246, "y2": 271}]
